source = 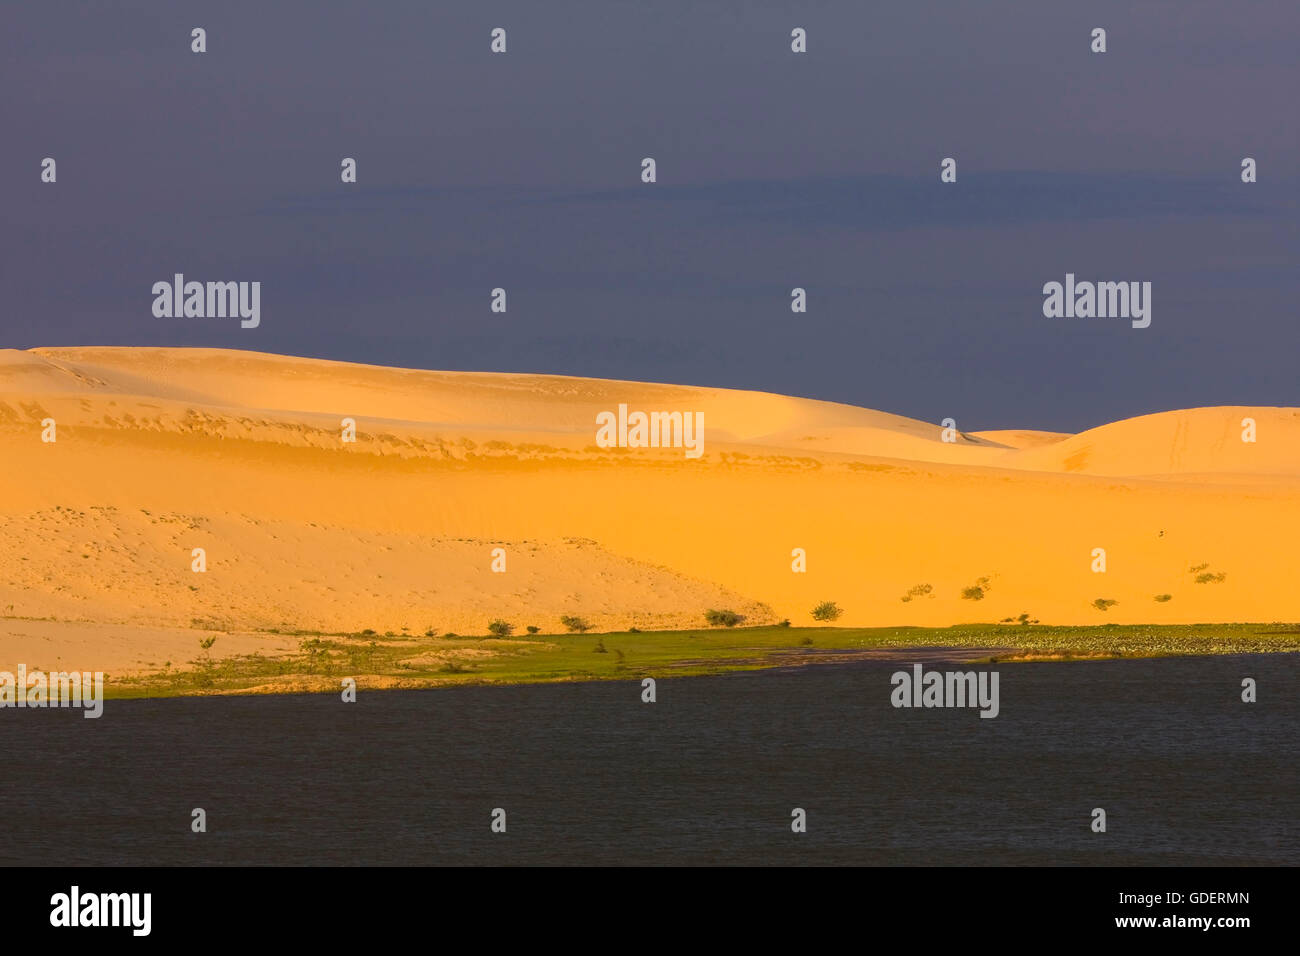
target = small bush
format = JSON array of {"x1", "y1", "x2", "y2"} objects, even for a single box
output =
[
  {"x1": 704, "y1": 608, "x2": 745, "y2": 627},
  {"x1": 777, "y1": 619, "x2": 791, "y2": 628},
  {"x1": 561, "y1": 615, "x2": 591, "y2": 633},
  {"x1": 628, "y1": 626, "x2": 641, "y2": 633},
  {"x1": 961, "y1": 577, "x2": 991, "y2": 601},
  {"x1": 811, "y1": 601, "x2": 842, "y2": 622},
  {"x1": 1195, "y1": 572, "x2": 1226, "y2": 585},
  {"x1": 901, "y1": 583, "x2": 933, "y2": 603},
  {"x1": 1153, "y1": 594, "x2": 1173, "y2": 603},
  {"x1": 526, "y1": 625, "x2": 540, "y2": 634},
  {"x1": 593, "y1": 639, "x2": 608, "y2": 654},
  {"x1": 799, "y1": 636, "x2": 814, "y2": 646},
  {"x1": 487, "y1": 619, "x2": 513, "y2": 637},
  {"x1": 1092, "y1": 598, "x2": 1118, "y2": 611}
]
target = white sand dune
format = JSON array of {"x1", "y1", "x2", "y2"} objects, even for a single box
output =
[{"x1": 1, "y1": 347, "x2": 1296, "y2": 673}]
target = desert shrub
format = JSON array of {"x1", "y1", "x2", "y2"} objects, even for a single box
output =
[
  {"x1": 811, "y1": 601, "x2": 842, "y2": 622},
  {"x1": 901, "y1": 583, "x2": 933, "y2": 603},
  {"x1": 1092, "y1": 598, "x2": 1118, "y2": 611},
  {"x1": 526, "y1": 625, "x2": 540, "y2": 634},
  {"x1": 777, "y1": 619, "x2": 791, "y2": 628},
  {"x1": 1153, "y1": 594, "x2": 1173, "y2": 603},
  {"x1": 961, "y1": 577, "x2": 991, "y2": 601},
  {"x1": 561, "y1": 615, "x2": 591, "y2": 633},
  {"x1": 1195, "y1": 572, "x2": 1226, "y2": 585},
  {"x1": 704, "y1": 608, "x2": 745, "y2": 627},
  {"x1": 487, "y1": 619, "x2": 513, "y2": 638}
]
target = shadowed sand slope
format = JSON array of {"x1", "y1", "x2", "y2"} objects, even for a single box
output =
[{"x1": 1, "y1": 347, "x2": 1297, "y2": 671}]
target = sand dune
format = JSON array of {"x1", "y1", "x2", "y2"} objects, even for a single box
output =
[{"x1": 1, "y1": 347, "x2": 1297, "y2": 673}]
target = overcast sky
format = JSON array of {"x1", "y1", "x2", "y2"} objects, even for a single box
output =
[{"x1": 3, "y1": 1, "x2": 1296, "y2": 431}]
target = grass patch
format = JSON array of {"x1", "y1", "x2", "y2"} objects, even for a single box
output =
[{"x1": 103, "y1": 621, "x2": 1300, "y2": 701}]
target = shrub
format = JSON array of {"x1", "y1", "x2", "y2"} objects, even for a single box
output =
[
  {"x1": 811, "y1": 601, "x2": 842, "y2": 622},
  {"x1": 901, "y1": 583, "x2": 933, "y2": 603},
  {"x1": 593, "y1": 639, "x2": 607, "y2": 654},
  {"x1": 799, "y1": 636, "x2": 814, "y2": 646},
  {"x1": 1092, "y1": 598, "x2": 1118, "y2": 611},
  {"x1": 526, "y1": 625, "x2": 540, "y2": 634},
  {"x1": 1153, "y1": 594, "x2": 1173, "y2": 603},
  {"x1": 487, "y1": 619, "x2": 513, "y2": 637},
  {"x1": 777, "y1": 619, "x2": 791, "y2": 628},
  {"x1": 961, "y1": 577, "x2": 991, "y2": 601},
  {"x1": 560, "y1": 615, "x2": 591, "y2": 633},
  {"x1": 704, "y1": 608, "x2": 745, "y2": 627}
]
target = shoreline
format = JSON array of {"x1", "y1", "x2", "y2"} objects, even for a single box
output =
[{"x1": 48, "y1": 621, "x2": 1299, "y2": 702}]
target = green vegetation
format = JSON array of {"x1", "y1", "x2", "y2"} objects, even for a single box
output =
[
  {"x1": 704, "y1": 608, "x2": 745, "y2": 627},
  {"x1": 487, "y1": 619, "x2": 513, "y2": 637},
  {"x1": 560, "y1": 615, "x2": 591, "y2": 633},
  {"x1": 104, "y1": 621, "x2": 1300, "y2": 702},
  {"x1": 811, "y1": 601, "x2": 842, "y2": 622},
  {"x1": 901, "y1": 583, "x2": 933, "y2": 603}
]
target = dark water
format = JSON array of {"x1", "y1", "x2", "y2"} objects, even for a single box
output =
[{"x1": 3, "y1": 653, "x2": 1297, "y2": 865}]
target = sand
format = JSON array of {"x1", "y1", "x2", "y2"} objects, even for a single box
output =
[{"x1": 1, "y1": 346, "x2": 1297, "y2": 675}]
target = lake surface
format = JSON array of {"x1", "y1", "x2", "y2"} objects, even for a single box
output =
[{"x1": 3, "y1": 652, "x2": 1296, "y2": 865}]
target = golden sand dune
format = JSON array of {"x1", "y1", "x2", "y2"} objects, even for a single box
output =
[{"x1": 1, "y1": 347, "x2": 1297, "y2": 671}]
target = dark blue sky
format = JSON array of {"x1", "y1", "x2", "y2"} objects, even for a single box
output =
[{"x1": 4, "y1": 1, "x2": 1296, "y2": 431}]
